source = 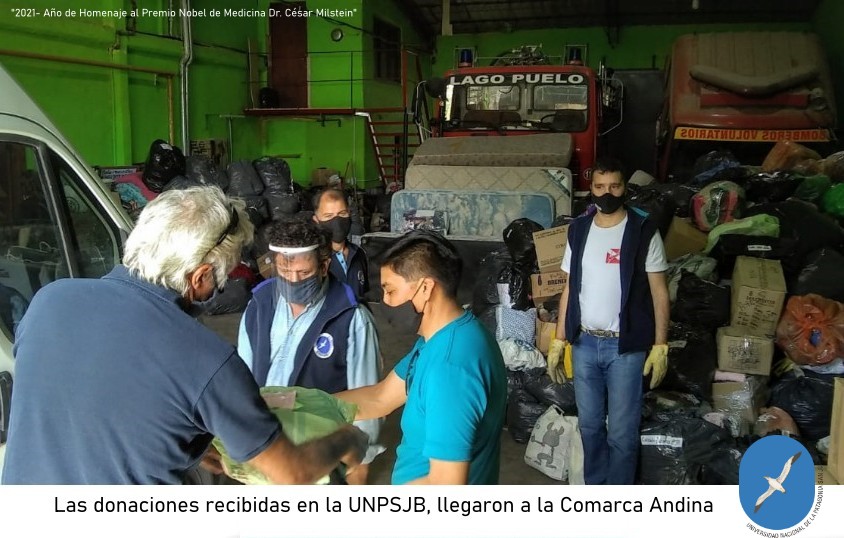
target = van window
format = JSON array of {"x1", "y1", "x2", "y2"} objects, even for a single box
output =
[{"x1": 0, "y1": 140, "x2": 120, "y2": 340}]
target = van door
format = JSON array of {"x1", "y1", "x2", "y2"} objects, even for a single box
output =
[{"x1": 0, "y1": 134, "x2": 126, "y2": 473}]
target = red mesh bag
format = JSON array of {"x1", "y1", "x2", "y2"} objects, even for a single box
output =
[{"x1": 775, "y1": 294, "x2": 844, "y2": 365}]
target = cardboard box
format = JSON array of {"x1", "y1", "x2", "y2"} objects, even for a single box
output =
[
  {"x1": 716, "y1": 326, "x2": 775, "y2": 376},
  {"x1": 712, "y1": 377, "x2": 768, "y2": 436},
  {"x1": 535, "y1": 317, "x2": 557, "y2": 355},
  {"x1": 533, "y1": 225, "x2": 569, "y2": 273},
  {"x1": 828, "y1": 378, "x2": 844, "y2": 483},
  {"x1": 530, "y1": 271, "x2": 567, "y2": 307},
  {"x1": 257, "y1": 251, "x2": 274, "y2": 279},
  {"x1": 312, "y1": 167, "x2": 340, "y2": 187},
  {"x1": 815, "y1": 466, "x2": 840, "y2": 485},
  {"x1": 664, "y1": 217, "x2": 708, "y2": 261},
  {"x1": 730, "y1": 256, "x2": 787, "y2": 337}
]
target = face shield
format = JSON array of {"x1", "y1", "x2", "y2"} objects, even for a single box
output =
[{"x1": 268, "y1": 243, "x2": 328, "y2": 308}]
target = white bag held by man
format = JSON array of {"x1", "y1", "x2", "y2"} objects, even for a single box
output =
[{"x1": 524, "y1": 405, "x2": 584, "y2": 483}]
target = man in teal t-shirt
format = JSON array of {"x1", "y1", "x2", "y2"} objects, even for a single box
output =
[{"x1": 337, "y1": 230, "x2": 506, "y2": 484}]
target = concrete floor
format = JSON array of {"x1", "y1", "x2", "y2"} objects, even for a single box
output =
[{"x1": 201, "y1": 303, "x2": 558, "y2": 485}]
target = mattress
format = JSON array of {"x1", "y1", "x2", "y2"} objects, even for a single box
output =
[
  {"x1": 410, "y1": 133, "x2": 573, "y2": 168},
  {"x1": 390, "y1": 189, "x2": 556, "y2": 238},
  {"x1": 405, "y1": 165, "x2": 572, "y2": 216}
]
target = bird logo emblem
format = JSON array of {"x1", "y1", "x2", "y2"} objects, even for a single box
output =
[{"x1": 754, "y1": 451, "x2": 801, "y2": 513}]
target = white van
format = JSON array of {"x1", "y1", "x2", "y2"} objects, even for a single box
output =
[{"x1": 0, "y1": 64, "x2": 133, "y2": 477}]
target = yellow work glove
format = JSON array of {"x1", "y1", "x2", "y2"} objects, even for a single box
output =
[
  {"x1": 563, "y1": 341, "x2": 573, "y2": 380},
  {"x1": 643, "y1": 344, "x2": 669, "y2": 390},
  {"x1": 546, "y1": 338, "x2": 568, "y2": 385}
]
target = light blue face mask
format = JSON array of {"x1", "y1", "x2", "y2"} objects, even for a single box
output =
[
  {"x1": 279, "y1": 273, "x2": 322, "y2": 305},
  {"x1": 186, "y1": 274, "x2": 221, "y2": 317}
]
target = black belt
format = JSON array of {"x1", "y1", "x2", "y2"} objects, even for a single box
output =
[{"x1": 581, "y1": 326, "x2": 620, "y2": 338}]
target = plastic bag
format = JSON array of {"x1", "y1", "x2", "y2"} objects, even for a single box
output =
[
  {"x1": 761, "y1": 141, "x2": 822, "y2": 173},
  {"x1": 709, "y1": 234, "x2": 797, "y2": 277},
  {"x1": 754, "y1": 406, "x2": 800, "y2": 437},
  {"x1": 142, "y1": 139, "x2": 186, "y2": 193},
  {"x1": 820, "y1": 151, "x2": 844, "y2": 183},
  {"x1": 626, "y1": 186, "x2": 676, "y2": 238},
  {"x1": 524, "y1": 406, "x2": 583, "y2": 483},
  {"x1": 472, "y1": 248, "x2": 530, "y2": 315},
  {"x1": 744, "y1": 172, "x2": 802, "y2": 204},
  {"x1": 671, "y1": 271, "x2": 731, "y2": 328},
  {"x1": 227, "y1": 160, "x2": 265, "y2": 197},
  {"x1": 212, "y1": 386, "x2": 357, "y2": 484},
  {"x1": 692, "y1": 150, "x2": 742, "y2": 185},
  {"x1": 506, "y1": 388, "x2": 547, "y2": 443},
  {"x1": 666, "y1": 254, "x2": 718, "y2": 303},
  {"x1": 162, "y1": 175, "x2": 201, "y2": 192},
  {"x1": 691, "y1": 181, "x2": 745, "y2": 232},
  {"x1": 253, "y1": 156, "x2": 292, "y2": 191},
  {"x1": 503, "y1": 218, "x2": 543, "y2": 269},
  {"x1": 498, "y1": 338, "x2": 543, "y2": 370},
  {"x1": 775, "y1": 294, "x2": 844, "y2": 365},
  {"x1": 768, "y1": 369, "x2": 840, "y2": 441},
  {"x1": 186, "y1": 155, "x2": 229, "y2": 190},
  {"x1": 523, "y1": 373, "x2": 577, "y2": 416},
  {"x1": 821, "y1": 183, "x2": 844, "y2": 218},
  {"x1": 791, "y1": 249, "x2": 844, "y2": 303},
  {"x1": 240, "y1": 195, "x2": 270, "y2": 228},
  {"x1": 704, "y1": 214, "x2": 780, "y2": 254},
  {"x1": 650, "y1": 182, "x2": 699, "y2": 218},
  {"x1": 793, "y1": 174, "x2": 832, "y2": 203},
  {"x1": 698, "y1": 445, "x2": 743, "y2": 485},
  {"x1": 659, "y1": 323, "x2": 717, "y2": 401},
  {"x1": 264, "y1": 190, "x2": 301, "y2": 221}
]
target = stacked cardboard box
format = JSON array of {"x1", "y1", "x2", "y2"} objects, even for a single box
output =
[
  {"x1": 532, "y1": 225, "x2": 568, "y2": 274},
  {"x1": 531, "y1": 225, "x2": 568, "y2": 352},
  {"x1": 663, "y1": 216, "x2": 709, "y2": 261},
  {"x1": 828, "y1": 378, "x2": 844, "y2": 484},
  {"x1": 711, "y1": 375, "x2": 768, "y2": 436}
]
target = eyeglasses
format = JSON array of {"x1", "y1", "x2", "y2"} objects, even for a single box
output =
[
  {"x1": 405, "y1": 348, "x2": 421, "y2": 395},
  {"x1": 213, "y1": 205, "x2": 239, "y2": 247}
]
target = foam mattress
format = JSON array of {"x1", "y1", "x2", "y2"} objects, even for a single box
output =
[{"x1": 410, "y1": 133, "x2": 573, "y2": 168}]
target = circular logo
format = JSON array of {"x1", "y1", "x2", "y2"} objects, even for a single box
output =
[
  {"x1": 313, "y1": 333, "x2": 334, "y2": 359},
  {"x1": 739, "y1": 435, "x2": 814, "y2": 530},
  {"x1": 357, "y1": 270, "x2": 365, "y2": 287}
]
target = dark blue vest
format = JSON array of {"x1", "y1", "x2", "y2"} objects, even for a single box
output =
[
  {"x1": 243, "y1": 277, "x2": 357, "y2": 392},
  {"x1": 328, "y1": 243, "x2": 369, "y2": 302},
  {"x1": 564, "y1": 207, "x2": 658, "y2": 354}
]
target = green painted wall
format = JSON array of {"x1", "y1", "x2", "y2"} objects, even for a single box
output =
[{"x1": 813, "y1": 0, "x2": 844, "y2": 127}]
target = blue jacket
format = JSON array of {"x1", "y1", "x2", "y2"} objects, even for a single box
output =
[
  {"x1": 565, "y1": 207, "x2": 658, "y2": 354},
  {"x1": 243, "y1": 277, "x2": 357, "y2": 392},
  {"x1": 329, "y1": 243, "x2": 369, "y2": 302}
]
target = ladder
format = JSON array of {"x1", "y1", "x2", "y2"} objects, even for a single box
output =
[{"x1": 360, "y1": 108, "x2": 420, "y2": 190}]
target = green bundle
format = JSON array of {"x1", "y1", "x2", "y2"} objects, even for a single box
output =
[{"x1": 212, "y1": 386, "x2": 358, "y2": 485}]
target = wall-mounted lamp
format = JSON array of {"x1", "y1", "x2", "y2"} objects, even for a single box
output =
[{"x1": 330, "y1": 28, "x2": 344, "y2": 42}]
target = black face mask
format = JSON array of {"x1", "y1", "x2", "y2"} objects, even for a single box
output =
[
  {"x1": 320, "y1": 216, "x2": 351, "y2": 244},
  {"x1": 592, "y1": 192, "x2": 625, "y2": 214},
  {"x1": 279, "y1": 274, "x2": 322, "y2": 305},
  {"x1": 383, "y1": 284, "x2": 424, "y2": 333}
]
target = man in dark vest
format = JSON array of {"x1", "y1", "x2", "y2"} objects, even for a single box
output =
[
  {"x1": 312, "y1": 188, "x2": 369, "y2": 303},
  {"x1": 239, "y1": 217, "x2": 383, "y2": 484},
  {"x1": 546, "y1": 157, "x2": 670, "y2": 485}
]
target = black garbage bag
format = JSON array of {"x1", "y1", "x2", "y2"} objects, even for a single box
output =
[
  {"x1": 478, "y1": 306, "x2": 497, "y2": 336},
  {"x1": 162, "y1": 175, "x2": 201, "y2": 192},
  {"x1": 202, "y1": 278, "x2": 252, "y2": 315},
  {"x1": 506, "y1": 369, "x2": 525, "y2": 401},
  {"x1": 768, "y1": 369, "x2": 840, "y2": 441},
  {"x1": 642, "y1": 391, "x2": 705, "y2": 418},
  {"x1": 746, "y1": 199, "x2": 844, "y2": 276},
  {"x1": 638, "y1": 410, "x2": 734, "y2": 485},
  {"x1": 709, "y1": 234, "x2": 799, "y2": 277},
  {"x1": 227, "y1": 160, "x2": 265, "y2": 197},
  {"x1": 240, "y1": 195, "x2": 269, "y2": 228},
  {"x1": 186, "y1": 155, "x2": 229, "y2": 190},
  {"x1": 523, "y1": 370, "x2": 577, "y2": 416},
  {"x1": 671, "y1": 271, "x2": 731, "y2": 329},
  {"x1": 551, "y1": 215, "x2": 574, "y2": 228},
  {"x1": 626, "y1": 187, "x2": 676, "y2": 238},
  {"x1": 691, "y1": 149, "x2": 741, "y2": 186},
  {"x1": 503, "y1": 218, "x2": 543, "y2": 269},
  {"x1": 699, "y1": 443, "x2": 743, "y2": 485},
  {"x1": 790, "y1": 248, "x2": 844, "y2": 303},
  {"x1": 659, "y1": 323, "x2": 717, "y2": 401},
  {"x1": 143, "y1": 139, "x2": 186, "y2": 193},
  {"x1": 472, "y1": 248, "x2": 531, "y2": 314},
  {"x1": 745, "y1": 171, "x2": 802, "y2": 204},
  {"x1": 253, "y1": 156, "x2": 292, "y2": 191},
  {"x1": 650, "y1": 182, "x2": 699, "y2": 218},
  {"x1": 264, "y1": 189, "x2": 301, "y2": 221},
  {"x1": 251, "y1": 221, "x2": 274, "y2": 258},
  {"x1": 507, "y1": 388, "x2": 547, "y2": 444}
]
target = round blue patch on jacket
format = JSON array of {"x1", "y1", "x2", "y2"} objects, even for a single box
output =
[{"x1": 314, "y1": 333, "x2": 334, "y2": 359}]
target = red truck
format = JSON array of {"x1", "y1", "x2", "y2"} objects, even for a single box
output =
[{"x1": 657, "y1": 31, "x2": 838, "y2": 181}]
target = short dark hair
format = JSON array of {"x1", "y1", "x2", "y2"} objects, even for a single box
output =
[
  {"x1": 267, "y1": 216, "x2": 331, "y2": 263},
  {"x1": 312, "y1": 187, "x2": 348, "y2": 212},
  {"x1": 592, "y1": 156, "x2": 627, "y2": 183},
  {"x1": 380, "y1": 230, "x2": 462, "y2": 299}
]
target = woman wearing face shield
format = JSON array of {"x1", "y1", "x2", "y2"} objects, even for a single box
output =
[
  {"x1": 335, "y1": 230, "x2": 507, "y2": 485},
  {"x1": 238, "y1": 217, "x2": 384, "y2": 484}
]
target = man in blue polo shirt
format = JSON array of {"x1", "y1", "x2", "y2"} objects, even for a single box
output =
[
  {"x1": 312, "y1": 188, "x2": 369, "y2": 302},
  {"x1": 337, "y1": 230, "x2": 506, "y2": 484},
  {"x1": 1, "y1": 186, "x2": 365, "y2": 485},
  {"x1": 238, "y1": 217, "x2": 383, "y2": 484}
]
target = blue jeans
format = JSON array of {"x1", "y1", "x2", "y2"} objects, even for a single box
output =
[{"x1": 573, "y1": 333, "x2": 646, "y2": 485}]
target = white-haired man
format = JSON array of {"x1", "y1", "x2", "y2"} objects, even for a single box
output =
[{"x1": 1, "y1": 186, "x2": 365, "y2": 485}]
